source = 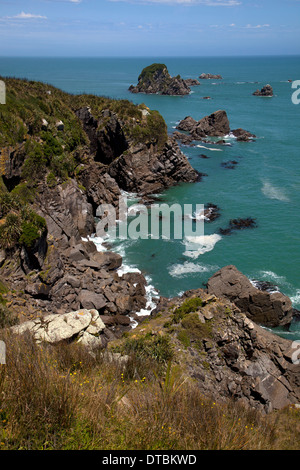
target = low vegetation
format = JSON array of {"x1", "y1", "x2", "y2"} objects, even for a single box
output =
[
  {"x1": 0, "y1": 192, "x2": 47, "y2": 251},
  {"x1": 0, "y1": 77, "x2": 168, "y2": 251},
  {"x1": 0, "y1": 329, "x2": 299, "y2": 450}
]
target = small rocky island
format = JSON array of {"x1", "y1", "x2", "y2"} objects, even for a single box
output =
[
  {"x1": 175, "y1": 110, "x2": 256, "y2": 142},
  {"x1": 199, "y1": 73, "x2": 223, "y2": 80},
  {"x1": 129, "y1": 63, "x2": 193, "y2": 96},
  {"x1": 253, "y1": 84, "x2": 273, "y2": 96}
]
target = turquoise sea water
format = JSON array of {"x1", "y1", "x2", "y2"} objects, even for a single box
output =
[{"x1": 1, "y1": 56, "x2": 300, "y2": 339}]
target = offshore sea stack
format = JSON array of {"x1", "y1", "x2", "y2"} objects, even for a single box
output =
[
  {"x1": 199, "y1": 73, "x2": 223, "y2": 80},
  {"x1": 176, "y1": 110, "x2": 256, "y2": 142},
  {"x1": 253, "y1": 84, "x2": 274, "y2": 96},
  {"x1": 129, "y1": 63, "x2": 191, "y2": 96}
]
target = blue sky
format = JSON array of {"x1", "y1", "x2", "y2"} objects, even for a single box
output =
[{"x1": 0, "y1": 0, "x2": 299, "y2": 56}]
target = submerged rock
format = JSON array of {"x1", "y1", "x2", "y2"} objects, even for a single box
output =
[
  {"x1": 221, "y1": 160, "x2": 239, "y2": 169},
  {"x1": 219, "y1": 217, "x2": 257, "y2": 235}
]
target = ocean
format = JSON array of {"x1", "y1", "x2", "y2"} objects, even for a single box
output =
[{"x1": 1, "y1": 56, "x2": 300, "y2": 340}]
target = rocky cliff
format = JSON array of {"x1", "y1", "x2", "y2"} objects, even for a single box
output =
[
  {"x1": 108, "y1": 284, "x2": 300, "y2": 414},
  {"x1": 0, "y1": 78, "x2": 198, "y2": 338}
]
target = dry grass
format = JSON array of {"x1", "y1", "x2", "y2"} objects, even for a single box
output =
[{"x1": 0, "y1": 330, "x2": 299, "y2": 450}]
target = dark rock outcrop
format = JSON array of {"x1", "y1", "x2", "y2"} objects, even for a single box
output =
[
  {"x1": 253, "y1": 84, "x2": 273, "y2": 97},
  {"x1": 231, "y1": 128, "x2": 256, "y2": 142},
  {"x1": 129, "y1": 63, "x2": 191, "y2": 96},
  {"x1": 75, "y1": 107, "x2": 128, "y2": 165},
  {"x1": 176, "y1": 116, "x2": 198, "y2": 132},
  {"x1": 108, "y1": 138, "x2": 199, "y2": 195},
  {"x1": 175, "y1": 111, "x2": 256, "y2": 143},
  {"x1": 218, "y1": 217, "x2": 257, "y2": 235},
  {"x1": 191, "y1": 110, "x2": 230, "y2": 139},
  {"x1": 184, "y1": 78, "x2": 200, "y2": 87},
  {"x1": 207, "y1": 265, "x2": 293, "y2": 327}
]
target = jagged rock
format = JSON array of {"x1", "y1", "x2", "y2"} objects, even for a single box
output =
[
  {"x1": 176, "y1": 116, "x2": 197, "y2": 132},
  {"x1": 144, "y1": 289, "x2": 300, "y2": 413},
  {"x1": 78, "y1": 290, "x2": 107, "y2": 311},
  {"x1": 184, "y1": 78, "x2": 200, "y2": 86},
  {"x1": 191, "y1": 110, "x2": 230, "y2": 139},
  {"x1": 207, "y1": 265, "x2": 293, "y2": 327},
  {"x1": 78, "y1": 162, "x2": 121, "y2": 210},
  {"x1": 11, "y1": 309, "x2": 106, "y2": 346},
  {"x1": 172, "y1": 131, "x2": 194, "y2": 146},
  {"x1": 176, "y1": 112, "x2": 256, "y2": 144},
  {"x1": 129, "y1": 63, "x2": 191, "y2": 96},
  {"x1": 199, "y1": 73, "x2": 223, "y2": 80},
  {"x1": 108, "y1": 137, "x2": 199, "y2": 195},
  {"x1": 231, "y1": 128, "x2": 256, "y2": 141},
  {"x1": 253, "y1": 84, "x2": 273, "y2": 96},
  {"x1": 91, "y1": 251, "x2": 122, "y2": 271},
  {"x1": 177, "y1": 111, "x2": 230, "y2": 141},
  {"x1": 76, "y1": 108, "x2": 128, "y2": 165},
  {"x1": 36, "y1": 179, "x2": 95, "y2": 242}
]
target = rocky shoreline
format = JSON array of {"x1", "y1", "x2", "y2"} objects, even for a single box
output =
[
  {"x1": 0, "y1": 78, "x2": 199, "y2": 342},
  {"x1": 1, "y1": 76, "x2": 299, "y2": 414}
]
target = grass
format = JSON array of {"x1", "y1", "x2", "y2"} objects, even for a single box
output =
[{"x1": 0, "y1": 329, "x2": 299, "y2": 450}]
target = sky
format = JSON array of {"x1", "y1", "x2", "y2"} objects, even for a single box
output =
[{"x1": 0, "y1": 0, "x2": 299, "y2": 57}]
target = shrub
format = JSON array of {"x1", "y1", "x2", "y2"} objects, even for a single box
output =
[
  {"x1": 0, "y1": 303, "x2": 18, "y2": 328},
  {"x1": 172, "y1": 297, "x2": 203, "y2": 324}
]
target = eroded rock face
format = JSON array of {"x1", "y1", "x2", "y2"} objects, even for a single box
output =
[
  {"x1": 36, "y1": 179, "x2": 95, "y2": 243},
  {"x1": 76, "y1": 107, "x2": 128, "y2": 165},
  {"x1": 231, "y1": 128, "x2": 256, "y2": 142},
  {"x1": 192, "y1": 110, "x2": 230, "y2": 138},
  {"x1": 207, "y1": 265, "x2": 293, "y2": 327},
  {"x1": 176, "y1": 110, "x2": 230, "y2": 140},
  {"x1": 129, "y1": 63, "x2": 191, "y2": 96},
  {"x1": 175, "y1": 112, "x2": 256, "y2": 143},
  {"x1": 148, "y1": 289, "x2": 300, "y2": 413},
  {"x1": 108, "y1": 138, "x2": 199, "y2": 195}
]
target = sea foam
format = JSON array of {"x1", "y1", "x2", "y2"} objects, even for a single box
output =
[
  {"x1": 169, "y1": 261, "x2": 218, "y2": 278},
  {"x1": 183, "y1": 233, "x2": 222, "y2": 259},
  {"x1": 261, "y1": 180, "x2": 290, "y2": 202}
]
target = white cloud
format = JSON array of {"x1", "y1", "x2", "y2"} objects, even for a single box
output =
[
  {"x1": 108, "y1": 0, "x2": 241, "y2": 5},
  {"x1": 7, "y1": 12, "x2": 47, "y2": 19},
  {"x1": 245, "y1": 23, "x2": 270, "y2": 29}
]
